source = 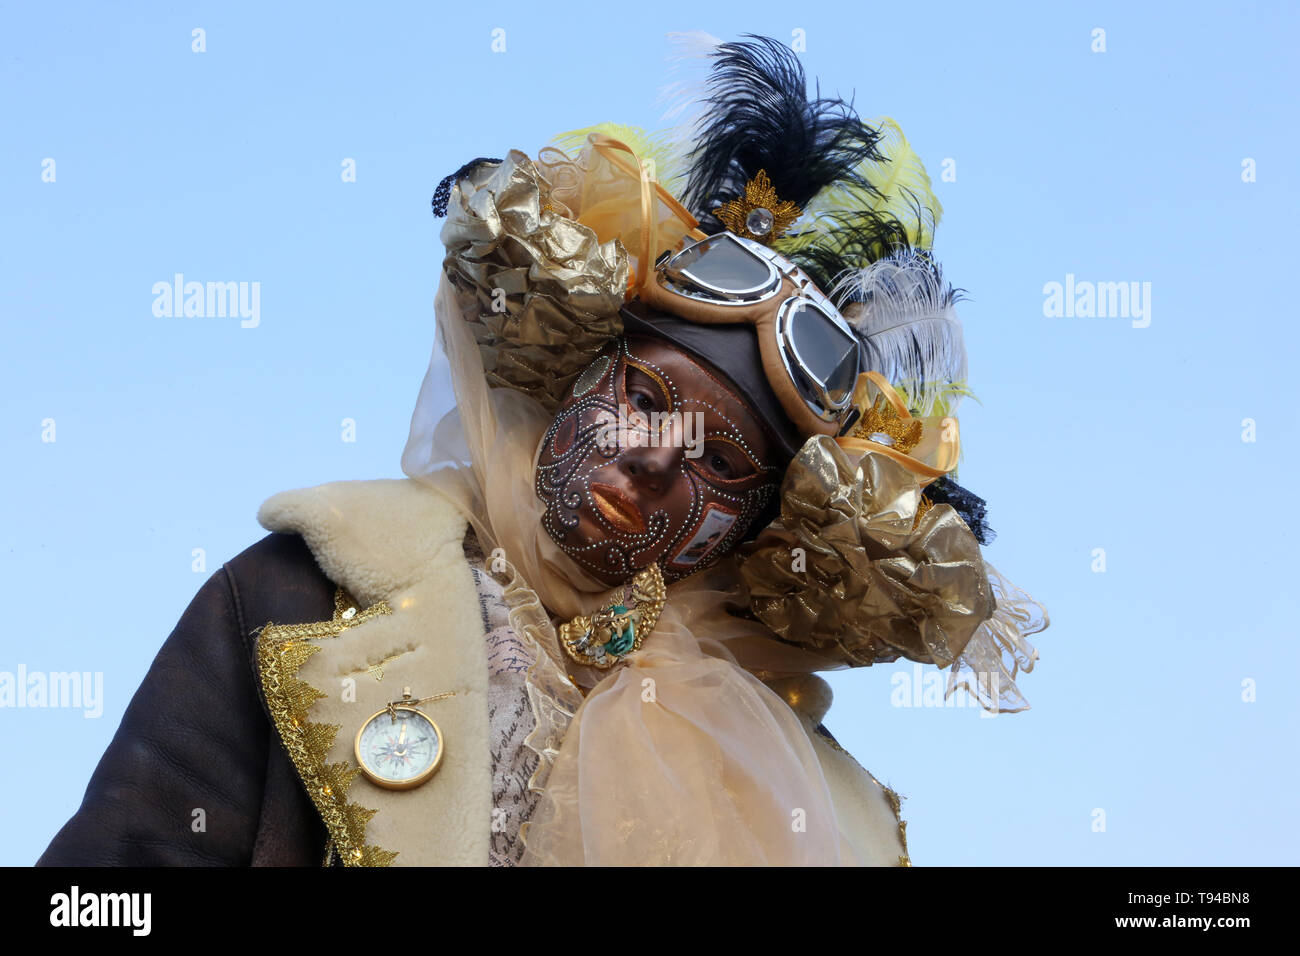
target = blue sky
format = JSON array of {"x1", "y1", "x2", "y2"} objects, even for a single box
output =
[{"x1": 3, "y1": 0, "x2": 1297, "y2": 865}]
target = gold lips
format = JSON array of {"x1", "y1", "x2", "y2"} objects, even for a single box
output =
[{"x1": 589, "y1": 483, "x2": 646, "y2": 534}]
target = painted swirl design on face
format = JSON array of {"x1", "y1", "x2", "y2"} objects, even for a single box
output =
[{"x1": 536, "y1": 336, "x2": 780, "y2": 585}]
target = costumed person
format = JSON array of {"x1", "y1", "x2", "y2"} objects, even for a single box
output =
[{"x1": 37, "y1": 33, "x2": 1047, "y2": 867}]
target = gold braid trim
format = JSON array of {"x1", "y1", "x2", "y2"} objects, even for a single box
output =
[
  {"x1": 817, "y1": 730, "x2": 912, "y2": 867},
  {"x1": 256, "y1": 587, "x2": 399, "y2": 868},
  {"x1": 850, "y1": 392, "x2": 924, "y2": 453}
]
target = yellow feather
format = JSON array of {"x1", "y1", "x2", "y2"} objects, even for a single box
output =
[
  {"x1": 782, "y1": 117, "x2": 944, "y2": 252},
  {"x1": 546, "y1": 123, "x2": 687, "y2": 189},
  {"x1": 893, "y1": 378, "x2": 977, "y2": 419}
]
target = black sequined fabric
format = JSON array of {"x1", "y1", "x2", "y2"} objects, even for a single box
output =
[{"x1": 926, "y1": 475, "x2": 995, "y2": 545}]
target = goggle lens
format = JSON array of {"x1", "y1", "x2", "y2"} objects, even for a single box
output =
[
  {"x1": 785, "y1": 301, "x2": 859, "y2": 406},
  {"x1": 666, "y1": 233, "x2": 780, "y2": 300}
]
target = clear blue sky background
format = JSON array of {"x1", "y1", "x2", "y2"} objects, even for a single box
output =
[{"x1": 3, "y1": 1, "x2": 1297, "y2": 866}]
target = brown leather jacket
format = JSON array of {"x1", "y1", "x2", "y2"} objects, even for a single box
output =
[{"x1": 37, "y1": 533, "x2": 337, "y2": 866}]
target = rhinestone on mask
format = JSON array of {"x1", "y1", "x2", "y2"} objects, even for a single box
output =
[{"x1": 572, "y1": 353, "x2": 611, "y2": 398}]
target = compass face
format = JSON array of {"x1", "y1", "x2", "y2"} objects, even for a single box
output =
[{"x1": 355, "y1": 707, "x2": 443, "y2": 790}]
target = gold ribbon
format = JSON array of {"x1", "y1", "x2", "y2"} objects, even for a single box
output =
[
  {"x1": 837, "y1": 371, "x2": 960, "y2": 483},
  {"x1": 583, "y1": 133, "x2": 705, "y2": 293}
]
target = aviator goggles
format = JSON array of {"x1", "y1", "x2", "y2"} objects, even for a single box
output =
[{"x1": 637, "y1": 231, "x2": 864, "y2": 439}]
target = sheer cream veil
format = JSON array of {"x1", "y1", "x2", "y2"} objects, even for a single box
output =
[{"x1": 400, "y1": 274, "x2": 858, "y2": 865}]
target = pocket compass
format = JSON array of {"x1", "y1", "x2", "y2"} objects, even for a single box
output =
[{"x1": 354, "y1": 687, "x2": 454, "y2": 791}]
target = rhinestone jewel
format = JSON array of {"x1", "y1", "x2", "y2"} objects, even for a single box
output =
[
  {"x1": 715, "y1": 170, "x2": 801, "y2": 244},
  {"x1": 745, "y1": 207, "x2": 775, "y2": 237}
]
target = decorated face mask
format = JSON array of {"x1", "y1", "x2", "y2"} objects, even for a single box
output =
[{"x1": 536, "y1": 335, "x2": 781, "y2": 585}]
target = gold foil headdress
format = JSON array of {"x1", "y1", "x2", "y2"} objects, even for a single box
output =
[{"x1": 425, "y1": 33, "x2": 1048, "y2": 713}]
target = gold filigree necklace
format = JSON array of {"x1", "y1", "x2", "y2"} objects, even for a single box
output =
[{"x1": 558, "y1": 564, "x2": 666, "y2": 669}]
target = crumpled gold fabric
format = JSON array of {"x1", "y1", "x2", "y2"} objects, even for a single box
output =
[
  {"x1": 739, "y1": 435, "x2": 995, "y2": 670},
  {"x1": 439, "y1": 149, "x2": 628, "y2": 412}
]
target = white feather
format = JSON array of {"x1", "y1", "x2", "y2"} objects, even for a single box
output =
[
  {"x1": 833, "y1": 249, "x2": 969, "y2": 416},
  {"x1": 653, "y1": 31, "x2": 723, "y2": 190}
]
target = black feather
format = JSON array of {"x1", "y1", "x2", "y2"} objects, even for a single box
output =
[
  {"x1": 680, "y1": 35, "x2": 887, "y2": 225},
  {"x1": 782, "y1": 210, "x2": 914, "y2": 292},
  {"x1": 779, "y1": 181, "x2": 947, "y2": 291}
]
